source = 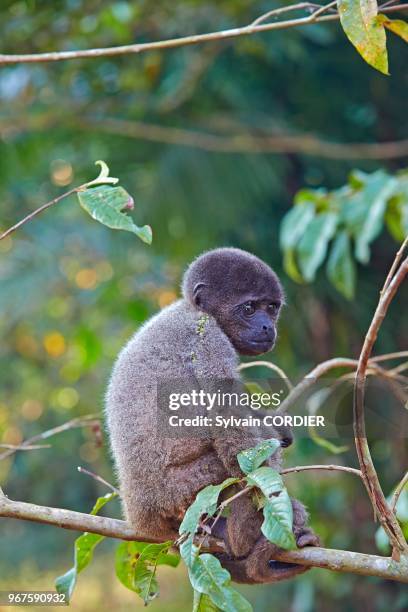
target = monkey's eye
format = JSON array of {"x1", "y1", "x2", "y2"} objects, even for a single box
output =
[
  {"x1": 267, "y1": 302, "x2": 280, "y2": 315},
  {"x1": 242, "y1": 302, "x2": 256, "y2": 316}
]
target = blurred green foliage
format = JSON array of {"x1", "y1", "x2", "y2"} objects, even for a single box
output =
[{"x1": 0, "y1": 1, "x2": 407, "y2": 611}]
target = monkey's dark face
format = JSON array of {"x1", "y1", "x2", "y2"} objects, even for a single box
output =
[
  {"x1": 219, "y1": 297, "x2": 281, "y2": 356},
  {"x1": 184, "y1": 247, "x2": 284, "y2": 356}
]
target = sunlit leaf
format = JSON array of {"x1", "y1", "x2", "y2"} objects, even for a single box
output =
[
  {"x1": 115, "y1": 540, "x2": 179, "y2": 605},
  {"x1": 326, "y1": 231, "x2": 356, "y2": 299},
  {"x1": 237, "y1": 439, "x2": 280, "y2": 475},
  {"x1": 78, "y1": 185, "x2": 152, "y2": 244},
  {"x1": 377, "y1": 14, "x2": 408, "y2": 42},
  {"x1": 55, "y1": 493, "x2": 117, "y2": 602},
  {"x1": 193, "y1": 590, "x2": 220, "y2": 612},
  {"x1": 337, "y1": 0, "x2": 388, "y2": 74}
]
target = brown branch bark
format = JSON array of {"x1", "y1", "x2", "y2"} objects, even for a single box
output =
[
  {"x1": 353, "y1": 249, "x2": 408, "y2": 554},
  {"x1": 0, "y1": 492, "x2": 407, "y2": 582},
  {"x1": 0, "y1": 4, "x2": 406, "y2": 65}
]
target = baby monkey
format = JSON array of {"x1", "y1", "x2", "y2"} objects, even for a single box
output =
[{"x1": 106, "y1": 248, "x2": 319, "y2": 584}]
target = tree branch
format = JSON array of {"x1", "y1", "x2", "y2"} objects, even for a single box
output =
[
  {"x1": 83, "y1": 117, "x2": 408, "y2": 160},
  {"x1": 281, "y1": 464, "x2": 362, "y2": 478},
  {"x1": 354, "y1": 245, "x2": 408, "y2": 554},
  {"x1": 0, "y1": 3, "x2": 406, "y2": 65},
  {"x1": 0, "y1": 493, "x2": 407, "y2": 582}
]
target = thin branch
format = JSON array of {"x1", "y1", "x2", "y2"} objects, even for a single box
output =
[
  {"x1": 250, "y1": 3, "x2": 332, "y2": 26},
  {"x1": 0, "y1": 4, "x2": 407, "y2": 65},
  {"x1": 0, "y1": 443, "x2": 51, "y2": 451},
  {"x1": 0, "y1": 415, "x2": 100, "y2": 461},
  {"x1": 239, "y1": 360, "x2": 293, "y2": 391},
  {"x1": 354, "y1": 250, "x2": 408, "y2": 553},
  {"x1": 281, "y1": 464, "x2": 363, "y2": 478},
  {"x1": 0, "y1": 494, "x2": 406, "y2": 581},
  {"x1": 371, "y1": 351, "x2": 408, "y2": 362},
  {"x1": 84, "y1": 117, "x2": 408, "y2": 160},
  {"x1": 0, "y1": 186, "x2": 82, "y2": 241},
  {"x1": 77, "y1": 466, "x2": 120, "y2": 495},
  {"x1": 391, "y1": 472, "x2": 408, "y2": 513}
]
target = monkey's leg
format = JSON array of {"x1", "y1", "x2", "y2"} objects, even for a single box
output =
[
  {"x1": 291, "y1": 498, "x2": 321, "y2": 548},
  {"x1": 212, "y1": 493, "x2": 319, "y2": 584}
]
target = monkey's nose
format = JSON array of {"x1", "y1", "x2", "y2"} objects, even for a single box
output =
[{"x1": 262, "y1": 324, "x2": 275, "y2": 341}]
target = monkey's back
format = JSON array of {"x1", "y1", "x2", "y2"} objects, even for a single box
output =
[{"x1": 105, "y1": 299, "x2": 239, "y2": 537}]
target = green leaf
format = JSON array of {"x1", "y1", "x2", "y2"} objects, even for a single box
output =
[
  {"x1": 245, "y1": 467, "x2": 284, "y2": 498},
  {"x1": 193, "y1": 590, "x2": 221, "y2": 612},
  {"x1": 378, "y1": 14, "x2": 408, "y2": 42},
  {"x1": 385, "y1": 190, "x2": 408, "y2": 242},
  {"x1": 326, "y1": 231, "x2": 356, "y2": 299},
  {"x1": 115, "y1": 541, "x2": 179, "y2": 605},
  {"x1": 341, "y1": 170, "x2": 396, "y2": 263},
  {"x1": 237, "y1": 439, "x2": 281, "y2": 475},
  {"x1": 297, "y1": 212, "x2": 338, "y2": 281},
  {"x1": 337, "y1": 0, "x2": 388, "y2": 74},
  {"x1": 179, "y1": 478, "x2": 239, "y2": 567},
  {"x1": 261, "y1": 489, "x2": 296, "y2": 550},
  {"x1": 188, "y1": 553, "x2": 252, "y2": 612},
  {"x1": 55, "y1": 493, "x2": 117, "y2": 602},
  {"x1": 283, "y1": 249, "x2": 304, "y2": 283},
  {"x1": 280, "y1": 201, "x2": 315, "y2": 251},
  {"x1": 78, "y1": 185, "x2": 152, "y2": 244}
]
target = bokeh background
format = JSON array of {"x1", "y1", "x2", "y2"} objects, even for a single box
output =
[{"x1": 0, "y1": 1, "x2": 407, "y2": 610}]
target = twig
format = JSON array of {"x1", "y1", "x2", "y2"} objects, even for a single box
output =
[
  {"x1": 0, "y1": 493, "x2": 406, "y2": 581},
  {"x1": 77, "y1": 466, "x2": 120, "y2": 495},
  {"x1": 239, "y1": 360, "x2": 293, "y2": 391},
  {"x1": 0, "y1": 415, "x2": 100, "y2": 461},
  {"x1": 0, "y1": 443, "x2": 51, "y2": 451},
  {"x1": 382, "y1": 236, "x2": 408, "y2": 293},
  {"x1": 0, "y1": 4, "x2": 407, "y2": 65},
  {"x1": 354, "y1": 248, "x2": 408, "y2": 554},
  {"x1": 391, "y1": 472, "x2": 408, "y2": 513},
  {"x1": 250, "y1": 3, "x2": 329, "y2": 26},
  {"x1": 371, "y1": 351, "x2": 408, "y2": 362},
  {"x1": 0, "y1": 186, "x2": 82, "y2": 241},
  {"x1": 281, "y1": 464, "x2": 362, "y2": 478}
]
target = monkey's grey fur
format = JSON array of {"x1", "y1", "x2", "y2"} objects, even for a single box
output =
[{"x1": 106, "y1": 248, "x2": 319, "y2": 584}]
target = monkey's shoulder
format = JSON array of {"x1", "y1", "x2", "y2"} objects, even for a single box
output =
[{"x1": 118, "y1": 299, "x2": 238, "y2": 376}]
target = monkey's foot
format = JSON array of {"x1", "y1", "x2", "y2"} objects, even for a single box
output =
[{"x1": 295, "y1": 527, "x2": 321, "y2": 548}]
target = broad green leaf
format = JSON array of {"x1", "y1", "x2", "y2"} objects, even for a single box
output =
[
  {"x1": 78, "y1": 185, "x2": 152, "y2": 244},
  {"x1": 179, "y1": 478, "x2": 239, "y2": 567},
  {"x1": 261, "y1": 489, "x2": 296, "y2": 550},
  {"x1": 280, "y1": 201, "x2": 315, "y2": 251},
  {"x1": 237, "y1": 439, "x2": 281, "y2": 475},
  {"x1": 55, "y1": 493, "x2": 117, "y2": 601},
  {"x1": 385, "y1": 193, "x2": 408, "y2": 242},
  {"x1": 378, "y1": 15, "x2": 408, "y2": 42},
  {"x1": 245, "y1": 467, "x2": 284, "y2": 498},
  {"x1": 341, "y1": 170, "x2": 396, "y2": 263},
  {"x1": 193, "y1": 590, "x2": 220, "y2": 612},
  {"x1": 115, "y1": 540, "x2": 179, "y2": 605},
  {"x1": 188, "y1": 553, "x2": 252, "y2": 612},
  {"x1": 283, "y1": 249, "x2": 304, "y2": 283},
  {"x1": 297, "y1": 212, "x2": 338, "y2": 281},
  {"x1": 326, "y1": 231, "x2": 356, "y2": 299},
  {"x1": 337, "y1": 0, "x2": 388, "y2": 74}
]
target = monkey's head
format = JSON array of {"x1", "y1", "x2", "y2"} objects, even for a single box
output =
[{"x1": 183, "y1": 248, "x2": 284, "y2": 356}]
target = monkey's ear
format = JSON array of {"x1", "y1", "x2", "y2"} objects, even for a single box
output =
[{"x1": 192, "y1": 282, "x2": 206, "y2": 307}]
